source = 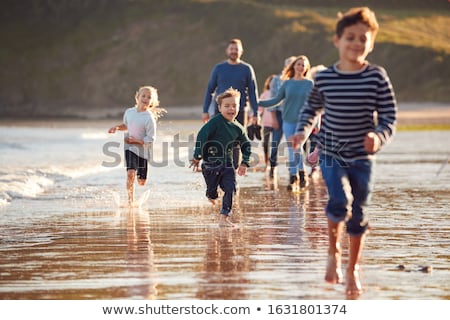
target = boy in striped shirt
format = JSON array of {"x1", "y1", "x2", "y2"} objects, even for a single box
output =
[{"x1": 293, "y1": 7, "x2": 397, "y2": 297}]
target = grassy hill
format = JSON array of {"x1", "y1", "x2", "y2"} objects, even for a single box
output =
[{"x1": 1, "y1": 0, "x2": 449, "y2": 118}]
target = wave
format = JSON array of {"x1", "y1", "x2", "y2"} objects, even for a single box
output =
[
  {"x1": 0, "y1": 124, "x2": 200, "y2": 207},
  {"x1": 0, "y1": 164, "x2": 113, "y2": 206},
  {"x1": 0, "y1": 125, "x2": 120, "y2": 206},
  {"x1": 0, "y1": 171, "x2": 54, "y2": 205}
]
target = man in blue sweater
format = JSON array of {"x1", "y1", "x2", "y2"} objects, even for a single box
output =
[{"x1": 202, "y1": 38, "x2": 259, "y2": 126}]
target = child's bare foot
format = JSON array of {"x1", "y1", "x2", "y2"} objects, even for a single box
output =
[
  {"x1": 219, "y1": 214, "x2": 235, "y2": 227},
  {"x1": 346, "y1": 265, "x2": 362, "y2": 296},
  {"x1": 208, "y1": 198, "x2": 217, "y2": 206},
  {"x1": 128, "y1": 200, "x2": 139, "y2": 208},
  {"x1": 325, "y1": 254, "x2": 343, "y2": 284}
]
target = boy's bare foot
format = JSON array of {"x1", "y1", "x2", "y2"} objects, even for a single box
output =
[
  {"x1": 128, "y1": 200, "x2": 139, "y2": 208},
  {"x1": 346, "y1": 265, "x2": 362, "y2": 296},
  {"x1": 219, "y1": 214, "x2": 235, "y2": 227},
  {"x1": 208, "y1": 198, "x2": 217, "y2": 206},
  {"x1": 325, "y1": 254, "x2": 343, "y2": 284}
]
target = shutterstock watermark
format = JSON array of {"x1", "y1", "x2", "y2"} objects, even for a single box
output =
[
  {"x1": 101, "y1": 132, "x2": 355, "y2": 169},
  {"x1": 101, "y1": 133, "x2": 295, "y2": 168}
]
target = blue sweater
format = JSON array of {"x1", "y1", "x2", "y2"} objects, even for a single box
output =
[
  {"x1": 203, "y1": 61, "x2": 259, "y2": 115},
  {"x1": 259, "y1": 78, "x2": 313, "y2": 124},
  {"x1": 296, "y1": 63, "x2": 397, "y2": 161}
]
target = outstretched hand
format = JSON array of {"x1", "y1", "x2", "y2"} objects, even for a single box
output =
[
  {"x1": 202, "y1": 113, "x2": 210, "y2": 123},
  {"x1": 189, "y1": 159, "x2": 200, "y2": 172},
  {"x1": 290, "y1": 133, "x2": 306, "y2": 151},
  {"x1": 237, "y1": 164, "x2": 247, "y2": 176}
]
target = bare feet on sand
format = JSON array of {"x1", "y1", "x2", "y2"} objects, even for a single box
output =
[
  {"x1": 127, "y1": 200, "x2": 139, "y2": 208},
  {"x1": 219, "y1": 214, "x2": 235, "y2": 227},
  {"x1": 208, "y1": 198, "x2": 217, "y2": 206},
  {"x1": 346, "y1": 265, "x2": 363, "y2": 297},
  {"x1": 325, "y1": 254, "x2": 343, "y2": 284}
]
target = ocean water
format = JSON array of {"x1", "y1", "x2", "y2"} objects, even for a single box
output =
[
  {"x1": 0, "y1": 120, "x2": 449, "y2": 300},
  {"x1": 0, "y1": 120, "x2": 210, "y2": 210}
]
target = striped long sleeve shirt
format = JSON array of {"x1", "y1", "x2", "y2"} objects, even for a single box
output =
[{"x1": 296, "y1": 63, "x2": 397, "y2": 161}]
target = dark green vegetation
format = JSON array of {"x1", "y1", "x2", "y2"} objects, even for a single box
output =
[{"x1": 1, "y1": 0, "x2": 449, "y2": 118}]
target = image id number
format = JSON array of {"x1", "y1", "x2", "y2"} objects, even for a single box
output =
[{"x1": 268, "y1": 304, "x2": 347, "y2": 315}]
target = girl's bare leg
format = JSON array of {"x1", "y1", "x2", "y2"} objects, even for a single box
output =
[
  {"x1": 325, "y1": 219, "x2": 344, "y2": 284},
  {"x1": 346, "y1": 234, "x2": 365, "y2": 296},
  {"x1": 127, "y1": 169, "x2": 136, "y2": 206}
]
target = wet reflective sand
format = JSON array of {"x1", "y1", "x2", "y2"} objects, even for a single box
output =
[
  {"x1": 0, "y1": 124, "x2": 449, "y2": 300},
  {"x1": 1, "y1": 177, "x2": 449, "y2": 299}
]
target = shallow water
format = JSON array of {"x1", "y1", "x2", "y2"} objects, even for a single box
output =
[{"x1": 0, "y1": 121, "x2": 449, "y2": 299}]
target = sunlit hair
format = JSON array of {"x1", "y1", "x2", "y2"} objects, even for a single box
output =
[
  {"x1": 135, "y1": 85, "x2": 166, "y2": 120},
  {"x1": 264, "y1": 74, "x2": 276, "y2": 91},
  {"x1": 336, "y1": 7, "x2": 379, "y2": 39},
  {"x1": 284, "y1": 56, "x2": 297, "y2": 68},
  {"x1": 310, "y1": 64, "x2": 327, "y2": 79},
  {"x1": 216, "y1": 87, "x2": 241, "y2": 106},
  {"x1": 281, "y1": 55, "x2": 311, "y2": 80}
]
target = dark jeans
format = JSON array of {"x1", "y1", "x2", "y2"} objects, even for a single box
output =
[
  {"x1": 269, "y1": 110, "x2": 283, "y2": 167},
  {"x1": 201, "y1": 162, "x2": 236, "y2": 216}
]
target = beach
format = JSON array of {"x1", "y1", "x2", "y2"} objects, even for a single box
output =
[{"x1": 0, "y1": 103, "x2": 449, "y2": 300}]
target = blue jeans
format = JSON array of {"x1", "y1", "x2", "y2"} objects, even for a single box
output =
[
  {"x1": 269, "y1": 110, "x2": 283, "y2": 168},
  {"x1": 320, "y1": 154, "x2": 374, "y2": 236},
  {"x1": 201, "y1": 162, "x2": 236, "y2": 216},
  {"x1": 283, "y1": 121, "x2": 304, "y2": 176}
]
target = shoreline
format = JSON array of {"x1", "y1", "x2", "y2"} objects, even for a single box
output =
[{"x1": 0, "y1": 102, "x2": 449, "y2": 128}]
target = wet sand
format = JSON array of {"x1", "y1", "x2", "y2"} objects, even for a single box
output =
[
  {"x1": 1, "y1": 173, "x2": 448, "y2": 300},
  {"x1": 0, "y1": 105, "x2": 449, "y2": 300}
]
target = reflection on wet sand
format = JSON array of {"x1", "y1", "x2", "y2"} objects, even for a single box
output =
[
  {"x1": 0, "y1": 122, "x2": 448, "y2": 300},
  {"x1": 123, "y1": 208, "x2": 158, "y2": 299},
  {"x1": 1, "y1": 161, "x2": 449, "y2": 299},
  {"x1": 0, "y1": 207, "x2": 158, "y2": 299},
  {"x1": 196, "y1": 228, "x2": 251, "y2": 300}
]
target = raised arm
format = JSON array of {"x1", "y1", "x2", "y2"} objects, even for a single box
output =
[
  {"x1": 108, "y1": 123, "x2": 127, "y2": 134},
  {"x1": 258, "y1": 81, "x2": 286, "y2": 110},
  {"x1": 291, "y1": 85, "x2": 324, "y2": 149},
  {"x1": 202, "y1": 65, "x2": 219, "y2": 120}
]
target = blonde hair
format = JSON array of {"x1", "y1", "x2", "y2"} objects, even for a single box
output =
[
  {"x1": 281, "y1": 55, "x2": 311, "y2": 80},
  {"x1": 284, "y1": 56, "x2": 297, "y2": 68},
  {"x1": 310, "y1": 64, "x2": 327, "y2": 79},
  {"x1": 216, "y1": 87, "x2": 241, "y2": 106},
  {"x1": 135, "y1": 85, "x2": 166, "y2": 120}
]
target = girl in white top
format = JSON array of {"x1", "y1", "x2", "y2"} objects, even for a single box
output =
[{"x1": 108, "y1": 86, "x2": 166, "y2": 206}]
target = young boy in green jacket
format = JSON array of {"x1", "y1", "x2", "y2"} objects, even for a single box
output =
[{"x1": 190, "y1": 88, "x2": 251, "y2": 227}]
